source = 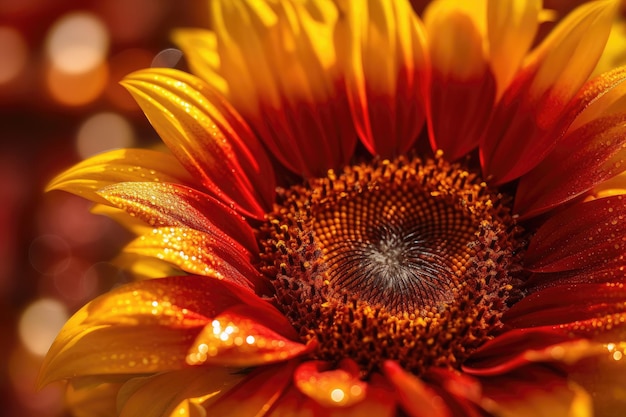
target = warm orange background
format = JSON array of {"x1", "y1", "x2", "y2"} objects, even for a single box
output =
[{"x1": 0, "y1": 1, "x2": 208, "y2": 415}]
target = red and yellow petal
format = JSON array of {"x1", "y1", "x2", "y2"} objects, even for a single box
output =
[
  {"x1": 424, "y1": 0, "x2": 496, "y2": 160},
  {"x1": 116, "y1": 367, "x2": 244, "y2": 417},
  {"x1": 487, "y1": 0, "x2": 542, "y2": 99},
  {"x1": 383, "y1": 361, "x2": 452, "y2": 417},
  {"x1": 38, "y1": 276, "x2": 278, "y2": 386},
  {"x1": 123, "y1": 227, "x2": 268, "y2": 292},
  {"x1": 481, "y1": 0, "x2": 618, "y2": 184},
  {"x1": 186, "y1": 305, "x2": 308, "y2": 367},
  {"x1": 97, "y1": 181, "x2": 259, "y2": 255},
  {"x1": 478, "y1": 365, "x2": 593, "y2": 417},
  {"x1": 340, "y1": 0, "x2": 429, "y2": 158},
  {"x1": 121, "y1": 68, "x2": 275, "y2": 219},
  {"x1": 46, "y1": 148, "x2": 198, "y2": 206},
  {"x1": 570, "y1": 341, "x2": 626, "y2": 416},
  {"x1": 515, "y1": 67, "x2": 626, "y2": 217},
  {"x1": 209, "y1": 0, "x2": 356, "y2": 177},
  {"x1": 203, "y1": 362, "x2": 295, "y2": 417},
  {"x1": 524, "y1": 195, "x2": 626, "y2": 273}
]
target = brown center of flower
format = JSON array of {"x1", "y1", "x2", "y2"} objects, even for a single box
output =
[{"x1": 259, "y1": 152, "x2": 524, "y2": 375}]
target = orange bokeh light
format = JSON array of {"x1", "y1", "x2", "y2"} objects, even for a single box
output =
[{"x1": 46, "y1": 61, "x2": 109, "y2": 106}]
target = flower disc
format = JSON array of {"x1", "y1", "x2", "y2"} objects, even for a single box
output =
[{"x1": 260, "y1": 153, "x2": 525, "y2": 375}]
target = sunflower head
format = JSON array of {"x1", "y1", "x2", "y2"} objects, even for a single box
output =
[{"x1": 40, "y1": 0, "x2": 626, "y2": 416}]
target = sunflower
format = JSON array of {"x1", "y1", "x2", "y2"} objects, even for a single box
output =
[{"x1": 39, "y1": 0, "x2": 626, "y2": 416}]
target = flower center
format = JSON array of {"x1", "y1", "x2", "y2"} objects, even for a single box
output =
[{"x1": 259, "y1": 153, "x2": 524, "y2": 375}]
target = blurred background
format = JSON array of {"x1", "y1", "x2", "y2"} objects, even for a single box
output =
[
  {"x1": 0, "y1": 1, "x2": 208, "y2": 415},
  {"x1": 0, "y1": 1, "x2": 625, "y2": 416}
]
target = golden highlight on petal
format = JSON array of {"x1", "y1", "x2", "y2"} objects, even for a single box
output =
[
  {"x1": 121, "y1": 68, "x2": 276, "y2": 219},
  {"x1": 97, "y1": 181, "x2": 259, "y2": 255},
  {"x1": 116, "y1": 367, "x2": 243, "y2": 417},
  {"x1": 186, "y1": 306, "x2": 309, "y2": 367},
  {"x1": 124, "y1": 227, "x2": 265, "y2": 291},
  {"x1": 293, "y1": 360, "x2": 367, "y2": 408},
  {"x1": 46, "y1": 148, "x2": 196, "y2": 206}
]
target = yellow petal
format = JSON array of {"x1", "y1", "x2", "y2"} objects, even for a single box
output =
[
  {"x1": 112, "y1": 252, "x2": 185, "y2": 281},
  {"x1": 46, "y1": 148, "x2": 196, "y2": 206},
  {"x1": 487, "y1": 0, "x2": 542, "y2": 98},
  {"x1": 480, "y1": 0, "x2": 620, "y2": 183},
  {"x1": 593, "y1": 18, "x2": 626, "y2": 76},
  {"x1": 39, "y1": 276, "x2": 261, "y2": 386},
  {"x1": 90, "y1": 204, "x2": 152, "y2": 235},
  {"x1": 171, "y1": 28, "x2": 228, "y2": 94},
  {"x1": 526, "y1": 0, "x2": 618, "y2": 128},
  {"x1": 570, "y1": 341, "x2": 626, "y2": 416},
  {"x1": 65, "y1": 378, "x2": 123, "y2": 417},
  {"x1": 117, "y1": 368, "x2": 244, "y2": 417}
]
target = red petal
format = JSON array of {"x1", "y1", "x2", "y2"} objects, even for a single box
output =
[
  {"x1": 515, "y1": 108, "x2": 626, "y2": 218},
  {"x1": 523, "y1": 266, "x2": 626, "y2": 292},
  {"x1": 524, "y1": 195, "x2": 626, "y2": 273},
  {"x1": 98, "y1": 182, "x2": 258, "y2": 254},
  {"x1": 383, "y1": 361, "x2": 451, "y2": 417},
  {"x1": 422, "y1": 368, "x2": 485, "y2": 417},
  {"x1": 463, "y1": 328, "x2": 598, "y2": 376},
  {"x1": 504, "y1": 282, "x2": 626, "y2": 329},
  {"x1": 186, "y1": 304, "x2": 307, "y2": 367},
  {"x1": 204, "y1": 362, "x2": 295, "y2": 417},
  {"x1": 124, "y1": 227, "x2": 269, "y2": 293},
  {"x1": 478, "y1": 365, "x2": 593, "y2": 417},
  {"x1": 480, "y1": 1, "x2": 618, "y2": 184},
  {"x1": 122, "y1": 68, "x2": 275, "y2": 219},
  {"x1": 428, "y1": 72, "x2": 496, "y2": 160}
]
